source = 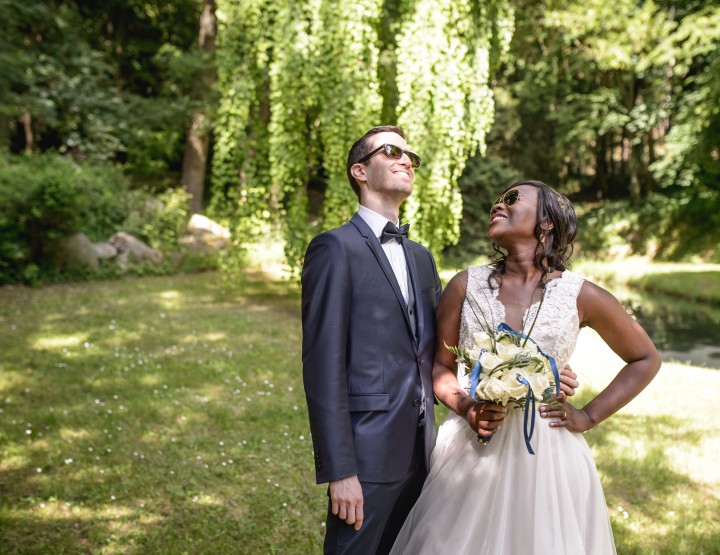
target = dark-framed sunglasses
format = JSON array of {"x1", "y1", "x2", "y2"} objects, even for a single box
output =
[
  {"x1": 357, "y1": 143, "x2": 421, "y2": 169},
  {"x1": 490, "y1": 189, "x2": 536, "y2": 214}
]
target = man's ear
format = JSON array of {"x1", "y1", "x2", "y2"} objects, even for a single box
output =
[{"x1": 350, "y1": 163, "x2": 366, "y2": 184}]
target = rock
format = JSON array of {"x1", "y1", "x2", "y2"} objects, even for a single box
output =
[
  {"x1": 181, "y1": 214, "x2": 230, "y2": 253},
  {"x1": 109, "y1": 232, "x2": 163, "y2": 270},
  {"x1": 56, "y1": 233, "x2": 99, "y2": 269},
  {"x1": 93, "y1": 242, "x2": 118, "y2": 259}
]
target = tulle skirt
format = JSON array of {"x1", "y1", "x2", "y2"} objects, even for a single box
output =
[{"x1": 390, "y1": 410, "x2": 616, "y2": 554}]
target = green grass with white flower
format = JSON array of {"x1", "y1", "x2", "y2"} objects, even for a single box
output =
[{"x1": 1, "y1": 256, "x2": 719, "y2": 553}]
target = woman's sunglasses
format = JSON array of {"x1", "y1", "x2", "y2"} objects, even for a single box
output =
[
  {"x1": 490, "y1": 189, "x2": 536, "y2": 214},
  {"x1": 357, "y1": 143, "x2": 421, "y2": 169}
]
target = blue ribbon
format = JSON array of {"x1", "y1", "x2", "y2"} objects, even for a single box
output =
[
  {"x1": 497, "y1": 323, "x2": 560, "y2": 397},
  {"x1": 468, "y1": 350, "x2": 485, "y2": 407},
  {"x1": 515, "y1": 373, "x2": 536, "y2": 454},
  {"x1": 496, "y1": 323, "x2": 561, "y2": 454}
]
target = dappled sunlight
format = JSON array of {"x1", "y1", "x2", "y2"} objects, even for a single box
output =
[
  {"x1": 32, "y1": 334, "x2": 89, "y2": 351},
  {"x1": 199, "y1": 332, "x2": 227, "y2": 342},
  {"x1": 3, "y1": 272, "x2": 715, "y2": 552}
]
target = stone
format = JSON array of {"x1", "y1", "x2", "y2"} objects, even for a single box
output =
[
  {"x1": 93, "y1": 242, "x2": 118, "y2": 259},
  {"x1": 56, "y1": 233, "x2": 99, "y2": 269},
  {"x1": 181, "y1": 214, "x2": 230, "y2": 253},
  {"x1": 109, "y1": 232, "x2": 163, "y2": 270}
]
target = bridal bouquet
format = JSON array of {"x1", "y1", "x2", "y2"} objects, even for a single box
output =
[
  {"x1": 448, "y1": 327, "x2": 557, "y2": 410},
  {"x1": 446, "y1": 289, "x2": 561, "y2": 454}
]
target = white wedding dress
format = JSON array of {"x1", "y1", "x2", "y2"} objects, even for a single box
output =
[{"x1": 390, "y1": 265, "x2": 616, "y2": 555}]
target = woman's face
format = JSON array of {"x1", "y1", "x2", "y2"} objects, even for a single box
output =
[{"x1": 488, "y1": 184, "x2": 540, "y2": 246}]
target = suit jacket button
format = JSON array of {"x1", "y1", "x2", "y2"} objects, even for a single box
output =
[{"x1": 412, "y1": 399, "x2": 421, "y2": 407}]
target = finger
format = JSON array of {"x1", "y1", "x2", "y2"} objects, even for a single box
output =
[
  {"x1": 354, "y1": 504, "x2": 364, "y2": 530},
  {"x1": 338, "y1": 504, "x2": 347, "y2": 521},
  {"x1": 345, "y1": 505, "x2": 356, "y2": 526},
  {"x1": 331, "y1": 499, "x2": 340, "y2": 517}
]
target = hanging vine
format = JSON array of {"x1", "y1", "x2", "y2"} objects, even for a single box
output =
[
  {"x1": 212, "y1": 0, "x2": 513, "y2": 272},
  {"x1": 396, "y1": 0, "x2": 513, "y2": 257}
]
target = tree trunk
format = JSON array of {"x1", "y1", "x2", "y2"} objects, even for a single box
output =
[
  {"x1": 595, "y1": 134, "x2": 609, "y2": 199},
  {"x1": 181, "y1": 0, "x2": 217, "y2": 214},
  {"x1": 22, "y1": 111, "x2": 34, "y2": 154}
]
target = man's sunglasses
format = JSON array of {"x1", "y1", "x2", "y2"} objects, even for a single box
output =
[
  {"x1": 357, "y1": 143, "x2": 421, "y2": 169},
  {"x1": 490, "y1": 189, "x2": 536, "y2": 214}
]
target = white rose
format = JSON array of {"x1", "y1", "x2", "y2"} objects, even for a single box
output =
[
  {"x1": 480, "y1": 351, "x2": 504, "y2": 372},
  {"x1": 526, "y1": 371, "x2": 552, "y2": 400},
  {"x1": 495, "y1": 340, "x2": 523, "y2": 360},
  {"x1": 477, "y1": 376, "x2": 513, "y2": 405},
  {"x1": 472, "y1": 331, "x2": 494, "y2": 352},
  {"x1": 500, "y1": 370, "x2": 528, "y2": 400}
]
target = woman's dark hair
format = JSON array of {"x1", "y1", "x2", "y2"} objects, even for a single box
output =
[{"x1": 489, "y1": 180, "x2": 577, "y2": 288}]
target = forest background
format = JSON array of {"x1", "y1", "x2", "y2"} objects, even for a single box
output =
[{"x1": 0, "y1": 0, "x2": 718, "y2": 285}]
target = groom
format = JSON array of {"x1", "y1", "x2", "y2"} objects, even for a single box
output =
[
  {"x1": 301, "y1": 126, "x2": 444, "y2": 554},
  {"x1": 302, "y1": 125, "x2": 506, "y2": 554},
  {"x1": 302, "y1": 126, "x2": 576, "y2": 554}
]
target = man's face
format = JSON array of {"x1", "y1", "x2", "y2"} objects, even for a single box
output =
[{"x1": 354, "y1": 131, "x2": 415, "y2": 202}]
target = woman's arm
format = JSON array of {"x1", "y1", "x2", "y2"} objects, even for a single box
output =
[
  {"x1": 562, "y1": 281, "x2": 661, "y2": 432},
  {"x1": 432, "y1": 271, "x2": 505, "y2": 438}
]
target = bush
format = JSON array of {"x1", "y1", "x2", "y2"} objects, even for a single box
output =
[
  {"x1": 576, "y1": 189, "x2": 720, "y2": 262},
  {"x1": 121, "y1": 187, "x2": 191, "y2": 250},
  {"x1": 0, "y1": 152, "x2": 211, "y2": 285},
  {"x1": 0, "y1": 152, "x2": 132, "y2": 283}
]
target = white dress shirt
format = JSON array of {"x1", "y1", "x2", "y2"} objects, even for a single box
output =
[{"x1": 357, "y1": 205, "x2": 410, "y2": 304}]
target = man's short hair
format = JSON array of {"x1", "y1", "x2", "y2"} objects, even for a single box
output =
[{"x1": 346, "y1": 125, "x2": 405, "y2": 199}]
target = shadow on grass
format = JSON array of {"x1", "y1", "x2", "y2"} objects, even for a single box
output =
[
  {"x1": 0, "y1": 272, "x2": 319, "y2": 553},
  {"x1": 2, "y1": 272, "x2": 718, "y2": 553},
  {"x1": 570, "y1": 387, "x2": 720, "y2": 554}
]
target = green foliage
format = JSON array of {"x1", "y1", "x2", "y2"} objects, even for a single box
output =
[
  {"x1": 648, "y1": 5, "x2": 720, "y2": 191},
  {"x1": 397, "y1": 0, "x2": 513, "y2": 255},
  {"x1": 0, "y1": 152, "x2": 210, "y2": 285},
  {"x1": 122, "y1": 188, "x2": 192, "y2": 250},
  {"x1": 576, "y1": 189, "x2": 720, "y2": 262},
  {"x1": 444, "y1": 153, "x2": 522, "y2": 265},
  {"x1": 0, "y1": 152, "x2": 130, "y2": 282},
  {"x1": 213, "y1": 0, "x2": 513, "y2": 273}
]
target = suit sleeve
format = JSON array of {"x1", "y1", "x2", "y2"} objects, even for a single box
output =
[{"x1": 301, "y1": 232, "x2": 358, "y2": 484}]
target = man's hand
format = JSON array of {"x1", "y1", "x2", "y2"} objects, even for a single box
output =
[
  {"x1": 558, "y1": 364, "x2": 579, "y2": 396},
  {"x1": 329, "y1": 475, "x2": 364, "y2": 530},
  {"x1": 465, "y1": 400, "x2": 506, "y2": 437}
]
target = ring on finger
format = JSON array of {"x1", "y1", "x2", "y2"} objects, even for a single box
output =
[{"x1": 561, "y1": 410, "x2": 567, "y2": 420}]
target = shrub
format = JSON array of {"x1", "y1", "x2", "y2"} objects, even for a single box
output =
[
  {"x1": 0, "y1": 152, "x2": 209, "y2": 285},
  {"x1": 0, "y1": 152, "x2": 132, "y2": 283},
  {"x1": 121, "y1": 187, "x2": 191, "y2": 250}
]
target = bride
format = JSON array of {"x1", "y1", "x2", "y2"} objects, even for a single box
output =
[{"x1": 390, "y1": 180, "x2": 661, "y2": 554}]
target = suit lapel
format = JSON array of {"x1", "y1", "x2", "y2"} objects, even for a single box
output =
[
  {"x1": 350, "y1": 214, "x2": 417, "y2": 346},
  {"x1": 404, "y1": 242, "x2": 424, "y2": 345}
]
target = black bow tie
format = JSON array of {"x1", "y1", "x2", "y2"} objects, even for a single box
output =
[{"x1": 381, "y1": 222, "x2": 410, "y2": 244}]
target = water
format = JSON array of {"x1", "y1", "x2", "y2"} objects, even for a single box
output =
[{"x1": 609, "y1": 285, "x2": 720, "y2": 369}]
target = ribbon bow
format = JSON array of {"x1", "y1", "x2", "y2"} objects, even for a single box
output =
[
  {"x1": 468, "y1": 323, "x2": 560, "y2": 455},
  {"x1": 381, "y1": 222, "x2": 409, "y2": 244}
]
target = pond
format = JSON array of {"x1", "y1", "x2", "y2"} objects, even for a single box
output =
[{"x1": 609, "y1": 285, "x2": 720, "y2": 370}]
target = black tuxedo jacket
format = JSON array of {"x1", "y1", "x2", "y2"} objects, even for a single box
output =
[{"x1": 302, "y1": 213, "x2": 441, "y2": 484}]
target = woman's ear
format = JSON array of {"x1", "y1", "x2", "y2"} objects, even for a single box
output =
[{"x1": 540, "y1": 221, "x2": 555, "y2": 234}]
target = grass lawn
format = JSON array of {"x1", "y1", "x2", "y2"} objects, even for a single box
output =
[
  {"x1": 1, "y1": 270, "x2": 719, "y2": 554},
  {"x1": 574, "y1": 258, "x2": 720, "y2": 305}
]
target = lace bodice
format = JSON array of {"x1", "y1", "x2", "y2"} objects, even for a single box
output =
[{"x1": 459, "y1": 265, "x2": 586, "y2": 380}]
